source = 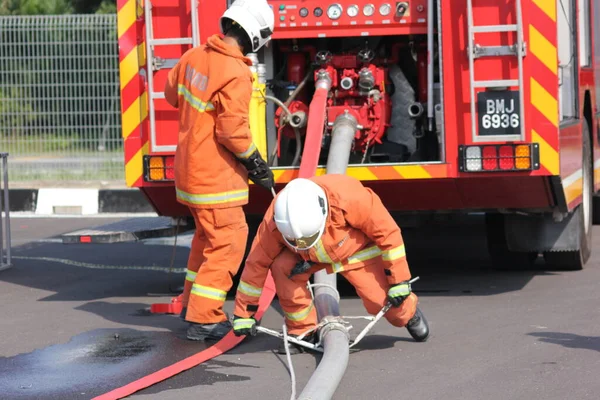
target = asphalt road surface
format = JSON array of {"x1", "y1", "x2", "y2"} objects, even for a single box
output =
[{"x1": 0, "y1": 215, "x2": 598, "y2": 400}]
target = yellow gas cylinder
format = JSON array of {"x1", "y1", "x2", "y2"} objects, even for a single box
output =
[
  {"x1": 247, "y1": 53, "x2": 267, "y2": 159},
  {"x1": 255, "y1": 63, "x2": 268, "y2": 159}
]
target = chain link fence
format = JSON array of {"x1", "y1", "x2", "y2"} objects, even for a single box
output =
[{"x1": 0, "y1": 15, "x2": 123, "y2": 185}]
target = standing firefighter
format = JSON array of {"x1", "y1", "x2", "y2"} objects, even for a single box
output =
[
  {"x1": 232, "y1": 175, "x2": 430, "y2": 353},
  {"x1": 164, "y1": 0, "x2": 275, "y2": 341}
]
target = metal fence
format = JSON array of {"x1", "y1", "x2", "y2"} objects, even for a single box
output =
[
  {"x1": 0, "y1": 15, "x2": 123, "y2": 184},
  {"x1": 0, "y1": 153, "x2": 11, "y2": 271}
]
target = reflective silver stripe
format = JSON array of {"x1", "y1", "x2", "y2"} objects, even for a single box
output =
[
  {"x1": 382, "y1": 245, "x2": 406, "y2": 261},
  {"x1": 284, "y1": 304, "x2": 314, "y2": 322},
  {"x1": 177, "y1": 84, "x2": 215, "y2": 112},
  {"x1": 388, "y1": 284, "x2": 410, "y2": 297},
  {"x1": 233, "y1": 318, "x2": 254, "y2": 329},
  {"x1": 185, "y1": 269, "x2": 197, "y2": 282},
  {"x1": 237, "y1": 280, "x2": 262, "y2": 297},
  {"x1": 176, "y1": 188, "x2": 248, "y2": 205},
  {"x1": 348, "y1": 245, "x2": 382, "y2": 264},
  {"x1": 191, "y1": 283, "x2": 227, "y2": 301},
  {"x1": 331, "y1": 262, "x2": 344, "y2": 273},
  {"x1": 236, "y1": 143, "x2": 257, "y2": 159},
  {"x1": 314, "y1": 240, "x2": 332, "y2": 263}
]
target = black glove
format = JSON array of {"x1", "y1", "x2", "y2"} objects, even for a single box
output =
[
  {"x1": 239, "y1": 150, "x2": 275, "y2": 191},
  {"x1": 387, "y1": 280, "x2": 411, "y2": 308},
  {"x1": 233, "y1": 315, "x2": 257, "y2": 337},
  {"x1": 288, "y1": 260, "x2": 314, "y2": 278}
]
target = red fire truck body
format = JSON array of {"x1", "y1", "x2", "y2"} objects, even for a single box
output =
[{"x1": 117, "y1": 0, "x2": 600, "y2": 269}]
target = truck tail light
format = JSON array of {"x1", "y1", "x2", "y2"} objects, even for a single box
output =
[
  {"x1": 459, "y1": 143, "x2": 539, "y2": 173},
  {"x1": 143, "y1": 156, "x2": 175, "y2": 182}
]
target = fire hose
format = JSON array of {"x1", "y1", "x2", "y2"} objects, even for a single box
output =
[
  {"x1": 255, "y1": 276, "x2": 420, "y2": 400},
  {"x1": 93, "y1": 189, "x2": 280, "y2": 400}
]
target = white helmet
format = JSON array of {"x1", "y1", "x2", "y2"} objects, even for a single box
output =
[
  {"x1": 220, "y1": 0, "x2": 275, "y2": 53},
  {"x1": 274, "y1": 178, "x2": 328, "y2": 251}
]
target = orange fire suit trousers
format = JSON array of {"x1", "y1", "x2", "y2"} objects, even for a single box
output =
[
  {"x1": 271, "y1": 250, "x2": 418, "y2": 335},
  {"x1": 182, "y1": 206, "x2": 248, "y2": 324}
]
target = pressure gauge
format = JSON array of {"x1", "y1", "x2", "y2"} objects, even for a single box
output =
[
  {"x1": 347, "y1": 5, "x2": 359, "y2": 17},
  {"x1": 363, "y1": 4, "x2": 375, "y2": 16},
  {"x1": 327, "y1": 4, "x2": 343, "y2": 20},
  {"x1": 379, "y1": 3, "x2": 392, "y2": 15}
]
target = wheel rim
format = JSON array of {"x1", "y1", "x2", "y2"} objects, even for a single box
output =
[{"x1": 583, "y1": 142, "x2": 592, "y2": 235}]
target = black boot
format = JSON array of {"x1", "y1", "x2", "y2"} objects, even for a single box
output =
[
  {"x1": 187, "y1": 320, "x2": 232, "y2": 341},
  {"x1": 406, "y1": 307, "x2": 430, "y2": 342},
  {"x1": 277, "y1": 332, "x2": 317, "y2": 355}
]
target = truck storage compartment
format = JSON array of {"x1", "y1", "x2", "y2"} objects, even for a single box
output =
[{"x1": 263, "y1": 34, "x2": 444, "y2": 167}]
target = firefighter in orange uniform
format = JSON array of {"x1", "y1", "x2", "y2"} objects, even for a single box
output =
[
  {"x1": 231, "y1": 175, "x2": 430, "y2": 353},
  {"x1": 164, "y1": 0, "x2": 275, "y2": 341}
]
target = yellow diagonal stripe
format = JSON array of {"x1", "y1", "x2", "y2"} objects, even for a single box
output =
[
  {"x1": 532, "y1": 130, "x2": 559, "y2": 175},
  {"x1": 302, "y1": 167, "x2": 379, "y2": 181},
  {"x1": 565, "y1": 177, "x2": 583, "y2": 204},
  {"x1": 138, "y1": 40, "x2": 147, "y2": 66},
  {"x1": 117, "y1": 0, "x2": 137, "y2": 37},
  {"x1": 394, "y1": 165, "x2": 431, "y2": 179},
  {"x1": 346, "y1": 167, "x2": 378, "y2": 181},
  {"x1": 272, "y1": 170, "x2": 287, "y2": 181},
  {"x1": 122, "y1": 91, "x2": 148, "y2": 139},
  {"x1": 119, "y1": 45, "x2": 140, "y2": 90},
  {"x1": 529, "y1": 26, "x2": 557, "y2": 75},
  {"x1": 532, "y1": 0, "x2": 556, "y2": 21},
  {"x1": 531, "y1": 78, "x2": 558, "y2": 127},
  {"x1": 125, "y1": 142, "x2": 149, "y2": 187}
]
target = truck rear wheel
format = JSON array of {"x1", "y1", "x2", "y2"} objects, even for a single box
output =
[
  {"x1": 543, "y1": 121, "x2": 593, "y2": 270},
  {"x1": 485, "y1": 213, "x2": 538, "y2": 269}
]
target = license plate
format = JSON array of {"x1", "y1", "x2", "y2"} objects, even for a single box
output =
[{"x1": 477, "y1": 90, "x2": 520, "y2": 136}]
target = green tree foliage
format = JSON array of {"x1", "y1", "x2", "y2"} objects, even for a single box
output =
[{"x1": 0, "y1": 0, "x2": 116, "y2": 15}]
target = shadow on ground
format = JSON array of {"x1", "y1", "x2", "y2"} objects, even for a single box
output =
[
  {"x1": 528, "y1": 332, "x2": 600, "y2": 353},
  {"x1": 0, "y1": 215, "x2": 554, "y2": 304}
]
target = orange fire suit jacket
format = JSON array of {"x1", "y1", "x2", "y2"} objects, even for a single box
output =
[
  {"x1": 164, "y1": 34, "x2": 257, "y2": 209},
  {"x1": 234, "y1": 174, "x2": 412, "y2": 318}
]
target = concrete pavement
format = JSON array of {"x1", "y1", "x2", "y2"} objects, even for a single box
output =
[{"x1": 0, "y1": 216, "x2": 598, "y2": 399}]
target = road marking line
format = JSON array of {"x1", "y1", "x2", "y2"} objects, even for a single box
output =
[{"x1": 12, "y1": 256, "x2": 186, "y2": 273}]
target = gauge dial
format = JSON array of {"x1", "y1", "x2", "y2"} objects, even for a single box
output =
[
  {"x1": 314, "y1": 7, "x2": 323, "y2": 17},
  {"x1": 327, "y1": 4, "x2": 343, "y2": 20},
  {"x1": 347, "y1": 5, "x2": 359, "y2": 17},
  {"x1": 379, "y1": 3, "x2": 392, "y2": 15},
  {"x1": 300, "y1": 7, "x2": 309, "y2": 17},
  {"x1": 363, "y1": 4, "x2": 375, "y2": 16}
]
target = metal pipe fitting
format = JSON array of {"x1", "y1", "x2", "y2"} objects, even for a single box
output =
[
  {"x1": 358, "y1": 68, "x2": 375, "y2": 91},
  {"x1": 326, "y1": 112, "x2": 358, "y2": 174},
  {"x1": 257, "y1": 64, "x2": 267, "y2": 84},
  {"x1": 408, "y1": 102, "x2": 425, "y2": 118},
  {"x1": 340, "y1": 77, "x2": 354, "y2": 90},
  {"x1": 316, "y1": 70, "x2": 332, "y2": 90},
  {"x1": 289, "y1": 111, "x2": 308, "y2": 129}
]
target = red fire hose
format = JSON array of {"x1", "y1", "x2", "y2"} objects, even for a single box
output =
[
  {"x1": 298, "y1": 81, "x2": 331, "y2": 178},
  {"x1": 92, "y1": 273, "x2": 277, "y2": 400}
]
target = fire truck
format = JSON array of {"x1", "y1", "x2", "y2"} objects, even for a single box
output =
[{"x1": 115, "y1": 0, "x2": 600, "y2": 271}]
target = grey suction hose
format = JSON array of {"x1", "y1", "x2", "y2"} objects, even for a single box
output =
[
  {"x1": 263, "y1": 95, "x2": 302, "y2": 166},
  {"x1": 265, "y1": 67, "x2": 313, "y2": 167}
]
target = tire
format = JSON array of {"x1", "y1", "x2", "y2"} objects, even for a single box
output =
[
  {"x1": 485, "y1": 213, "x2": 538, "y2": 269},
  {"x1": 543, "y1": 121, "x2": 593, "y2": 270}
]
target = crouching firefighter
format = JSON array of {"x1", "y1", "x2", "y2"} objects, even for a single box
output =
[
  {"x1": 232, "y1": 175, "x2": 430, "y2": 353},
  {"x1": 163, "y1": 0, "x2": 275, "y2": 341}
]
